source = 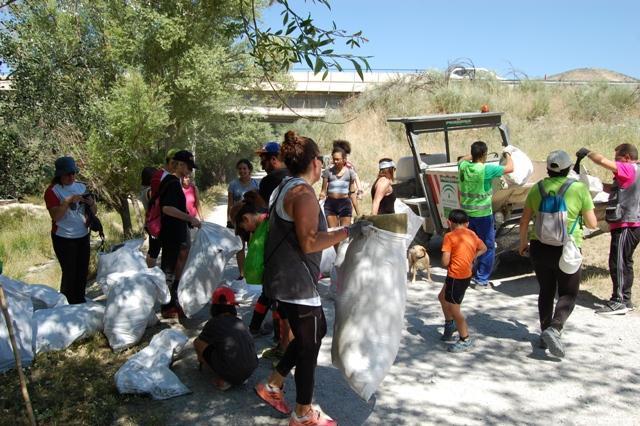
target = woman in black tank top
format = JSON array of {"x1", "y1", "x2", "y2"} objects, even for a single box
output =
[{"x1": 371, "y1": 158, "x2": 396, "y2": 215}]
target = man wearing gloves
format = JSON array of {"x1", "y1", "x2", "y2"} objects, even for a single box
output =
[
  {"x1": 458, "y1": 141, "x2": 514, "y2": 288},
  {"x1": 577, "y1": 144, "x2": 640, "y2": 315}
]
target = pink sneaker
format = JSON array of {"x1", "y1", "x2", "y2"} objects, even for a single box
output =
[
  {"x1": 255, "y1": 382, "x2": 292, "y2": 414},
  {"x1": 289, "y1": 407, "x2": 337, "y2": 426}
]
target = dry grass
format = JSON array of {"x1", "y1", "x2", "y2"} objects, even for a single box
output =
[{"x1": 0, "y1": 330, "x2": 164, "y2": 426}]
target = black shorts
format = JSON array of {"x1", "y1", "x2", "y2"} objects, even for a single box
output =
[
  {"x1": 148, "y1": 235, "x2": 161, "y2": 259},
  {"x1": 444, "y1": 276, "x2": 471, "y2": 305},
  {"x1": 324, "y1": 197, "x2": 352, "y2": 218}
]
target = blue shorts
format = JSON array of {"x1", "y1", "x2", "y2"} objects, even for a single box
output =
[{"x1": 324, "y1": 197, "x2": 353, "y2": 218}]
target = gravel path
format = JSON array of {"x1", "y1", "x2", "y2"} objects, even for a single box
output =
[{"x1": 118, "y1": 205, "x2": 640, "y2": 426}]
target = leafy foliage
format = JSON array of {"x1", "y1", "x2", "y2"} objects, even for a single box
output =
[{"x1": 241, "y1": 0, "x2": 370, "y2": 80}]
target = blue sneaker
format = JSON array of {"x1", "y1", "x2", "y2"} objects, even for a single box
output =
[
  {"x1": 448, "y1": 337, "x2": 473, "y2": 353},
  {"x1": 440, "y1": 320, "x2": 457, "y2": 342}
]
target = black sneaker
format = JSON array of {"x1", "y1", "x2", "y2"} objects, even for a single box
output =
[
  {"x1": 541, "y1": 327, "x2": 564, "y2": 358},
  {"x1": 625, "y1": 301, "x2": 635, "y2": 312},
  {"x1": 596, "y1": 301, "x2": 629, "y2": 315}
]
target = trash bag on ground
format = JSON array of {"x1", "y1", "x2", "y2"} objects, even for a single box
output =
[
  {"x1": 0, "y1": 275, "x2": 67, "y2": 310},
  {"x1": 32, "y1": 302, "x2": 105, "y2": 354},
  {"x1": 331, "y1": 226, "x2": 411, "y2": 401},
  {"x1": 178, "y1": 222, "x2": 242, "y2": 318},
  {"x1": 0, "y1": 286, "x2": 34, "y2": 372},
  {"x1": 114, "y1": 329, "x2": 190, "y2": 400},
  {"x1": 103, "y1": 268, "x2": 169, "y2": 351},
  {"x1": 227, "y1": 279, "x2": 261, "y2": 304},
  {"x1": 96, "y1": 239, "x2": 147, "y2": 285}
]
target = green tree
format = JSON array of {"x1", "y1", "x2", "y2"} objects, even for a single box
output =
[
  {"x1": 80, "y1": 71, "x2": 169, "y2": 236},
  {"x1": 0, "y1": 0, "x2": 369, "y2": 235}
]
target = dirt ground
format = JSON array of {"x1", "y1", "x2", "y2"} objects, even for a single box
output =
[{"x1": 113, "y1": 206, "x2": 640, "y2": 426}]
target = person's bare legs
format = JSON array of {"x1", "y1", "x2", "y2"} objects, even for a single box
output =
[
  {"x1": 438, "y1": 286, "x2": 453, "y2": 321},
  {"x1": 447, "y1": 302, "x2": 468, "y2": 338},
  {"x1": 235, "y1": 242, "x2": 246, "y2": 279}
]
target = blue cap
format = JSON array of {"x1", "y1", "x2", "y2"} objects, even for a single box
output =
[
  {"x1": 255, "y1": 142, "x2": 280, "y2": 155},
  {"x1": 54, "y1": 156, "x2": 79, "y2": 177}
]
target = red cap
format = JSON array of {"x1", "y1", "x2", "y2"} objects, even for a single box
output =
[{"x1": 211, "y1": 286, "x2": 237, "y2": 306}]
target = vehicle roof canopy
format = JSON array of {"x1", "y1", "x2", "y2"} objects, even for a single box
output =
[{"x1": 387, "y1": 112, "x2": 503, "y2": 134}]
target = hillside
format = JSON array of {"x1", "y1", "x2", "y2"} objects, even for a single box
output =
[{"x1": 547, "y1": 67, "x2": 637, "y2": 82}]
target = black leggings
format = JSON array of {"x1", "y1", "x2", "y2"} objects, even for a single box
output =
[
  {"x1": 530, "y1": 240, "x2": 581, "y2": 332},
  {"x1": 275, "y1": 302, "x2": 327, "y2": 405},
  {"x1": 51, "y1": 233, "x2": 90, "y2": 304}
]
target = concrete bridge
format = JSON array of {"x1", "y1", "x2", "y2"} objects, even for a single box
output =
[{"x1": 241, "y1": 71, "x2": 412, "y2": 123}]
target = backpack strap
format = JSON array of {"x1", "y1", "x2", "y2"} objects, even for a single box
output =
[
  {"x1": 557, "y1": 178, "x2": 576, "y2": 198},
  {"x1": 537, "y1": 180, "x2": 547, "y2": 197}
]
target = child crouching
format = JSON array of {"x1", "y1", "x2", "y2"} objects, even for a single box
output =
[
  {"x1": 438, "y1": 209, "x2": 487, "y2": 352},
  {"x1": 193, "y1": 286, "x2": 259, "y2": 390}
]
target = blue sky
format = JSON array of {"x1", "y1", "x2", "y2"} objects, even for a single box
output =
[{"x1": 261, "y1": 0, "x2": 640, "y2": 79}]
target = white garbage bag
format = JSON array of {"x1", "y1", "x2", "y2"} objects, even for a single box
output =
[
  {"x1": 502, "y1": 145, "x2": 533, "y2": 186},
  {"x1": 103, "y1": 268, "x2": 170, "y2": 351},
  {"x1": 331, "y1": 226, "x2": 411, "y2": 401},
  {"x1": 178, "y1": 222, "x2": 242, "y2": 318},
  {"x1": 394, "y1": 200, "x2": 424, "y2": 245},
  {"x1": 0, "y1": 286, "x2": 33, "y2": 373},
  {"x1": 32, "y1": 302, "x2": 105, "y2": 354},
  {"x1": 114, "y1": 329, "x2": 190, "y2": 400},
  {"x1": 227, "y1": 279, "x2": 261, "y2": 305},
  {"x1": 0, "y1": 275, "x2": 67, "y2": 310},
  {"x1": 96, "y1": 239, "x2": 147, "y2": 286},
  {"x1": 319, "y1": 247, "x2": 336, "y2": 276},
  {"x1": 328, "y1": 240, "x2": 350, "y2": 301}
]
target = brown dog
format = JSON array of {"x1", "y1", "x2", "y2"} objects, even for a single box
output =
[{"x1": 408, "y1": 245, "x2": 431, "y2": 283}]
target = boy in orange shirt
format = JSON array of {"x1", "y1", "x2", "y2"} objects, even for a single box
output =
[{"x1": 438, "y1": 209, "x2": 487, "y2": 352}]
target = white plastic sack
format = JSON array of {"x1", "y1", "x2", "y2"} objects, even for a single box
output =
[
  {"x1": 328, "y1": 240, "x2": 350, "y2": 301},
  {"x1": 227, "y1": 279, "x2": 262, "y2": 304},
  {"x1": 96, "y1": 239, "x2": 147, "y2": 286},
  {"x1": 502, "y1": 145, "x2": 533, "y2": 186},
  {"x1": 394, "y1": 200, "x2": 424, "y2": 245},
  {"x1": 103, "y1": 268, "x2": 170, "y2": 351},
  {"x1": 577, "y1": 164, "x2": 605, "y2": 198},
  {"x1": 0, "y1": 275, "x2": 67, "y2": 310},
  {"x1": 114, "y1": 329, "x2": 190, "y2": 400},
  {"x1": 0, "y1": 286, "x2": 33, "y2": 373},
  {"x1": 178, "y1": 222, "x2": 242, "y2": 318},
  {"x1": 320, "y1": 247, "x2": 336, "y2": 276},
  {"x1": 32, "y1": 302, "x2": 105, "y2": 354},
  {"x1": 331, "y1": 227, "x2": 410, "y2": 401}
]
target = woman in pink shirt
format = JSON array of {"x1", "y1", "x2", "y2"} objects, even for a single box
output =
[{"x1": 182, "y1": 173, "x2": 203, "y2": 220}]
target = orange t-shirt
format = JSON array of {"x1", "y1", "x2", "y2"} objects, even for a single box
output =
[{"x1": 441, "y1": 226, "x2": 484, "y2": 279}]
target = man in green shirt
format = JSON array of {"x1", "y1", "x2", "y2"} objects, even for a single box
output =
[{"x1": 458, "y1": 141, "x2": 514, "y2": 287}]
